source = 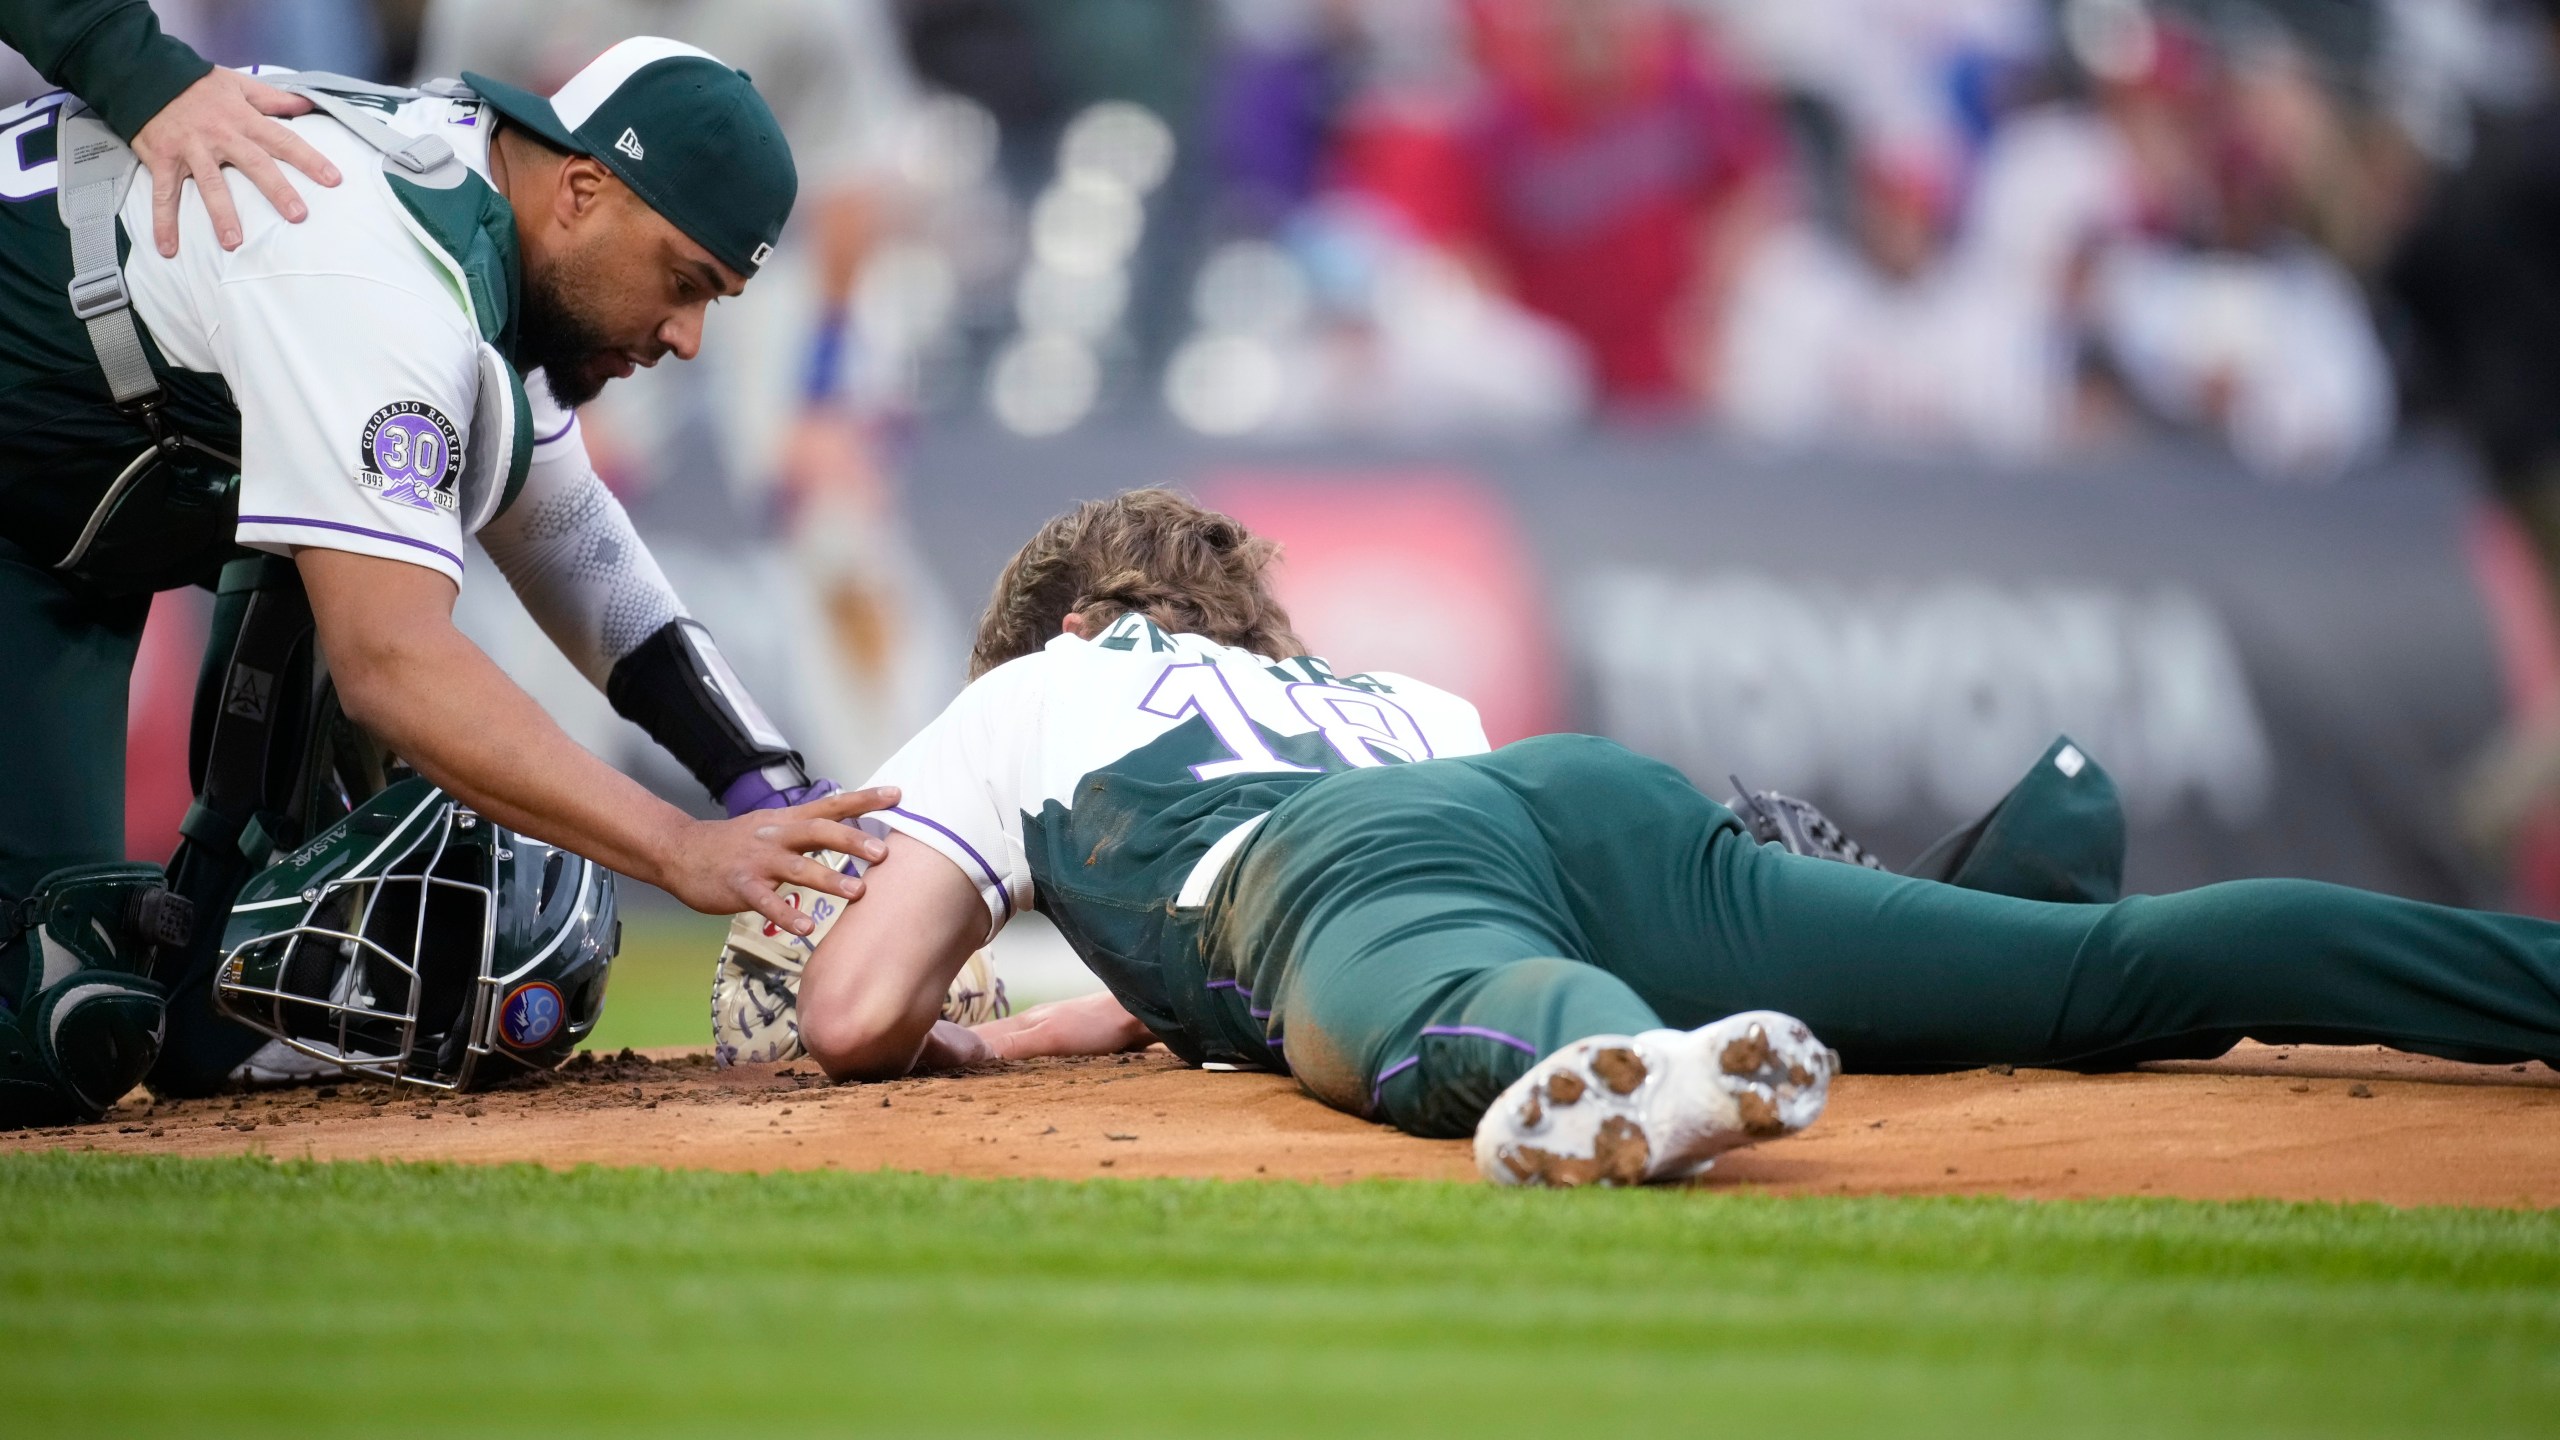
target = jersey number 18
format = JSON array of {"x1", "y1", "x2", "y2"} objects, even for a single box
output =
[{"x1": 1139, "y1": 663, "x2": 1436, "y2": 782}]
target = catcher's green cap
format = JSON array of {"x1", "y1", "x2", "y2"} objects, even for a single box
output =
[{"x1": 465, "y1": 37, "x2": 796, "y2": 278}]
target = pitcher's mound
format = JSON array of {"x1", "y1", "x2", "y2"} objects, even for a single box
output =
[{"x1": 8, "y1": 1043, "x2": 2556, "y2": 1207}]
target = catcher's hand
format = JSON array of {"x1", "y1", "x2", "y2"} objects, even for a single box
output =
[{"x1": 710, "y1": 845, "x2": 1007, "y2": 1068}]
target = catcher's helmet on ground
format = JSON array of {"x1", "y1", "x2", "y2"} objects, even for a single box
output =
[{"x1": 213, "y1": 778, "x2": 618, "y2": 1090}]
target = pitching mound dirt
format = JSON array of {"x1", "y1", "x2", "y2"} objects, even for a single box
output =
[{"x1": 10, "y1": 1043, "x2": 2556, "y2": 1206}]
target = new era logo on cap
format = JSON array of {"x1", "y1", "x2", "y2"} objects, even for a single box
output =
[{"x1": 463, "y1": 36, "x2": 796, "y2": 276}]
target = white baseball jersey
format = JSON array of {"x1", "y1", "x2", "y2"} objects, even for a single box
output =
[
  {"x1": 110, "y1": 78, "x2": 575, "y2": 583},
  {"x1": 864, "y1": 613, "x2": 1491, "y2": 943}
]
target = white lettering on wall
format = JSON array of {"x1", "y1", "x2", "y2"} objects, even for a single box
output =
[{"x1": 1580, "y1": 570, "x2": 2274, "y2": 827}]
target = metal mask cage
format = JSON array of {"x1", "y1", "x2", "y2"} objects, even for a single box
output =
[{"x1": 214, "y1": 801, "x2": 509, "y2": 1091}]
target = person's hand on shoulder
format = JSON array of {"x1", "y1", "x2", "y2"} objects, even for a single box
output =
[{"x1": 133, "y1": 66, "x2": 343, "y2": 256}]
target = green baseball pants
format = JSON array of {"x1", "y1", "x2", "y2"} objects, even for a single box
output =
[{"x1": 1208, "y1": 734, "x2": 2560, "y2": 1138}]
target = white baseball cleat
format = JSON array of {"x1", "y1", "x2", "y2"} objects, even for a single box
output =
[{"x1": 1473, "y1": 1010, "x2": 1837, "y2": 1188}]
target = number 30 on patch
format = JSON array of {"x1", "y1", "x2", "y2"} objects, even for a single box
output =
[{"x1": 353, "y1": 400, "x2": 463, "y2": 515}]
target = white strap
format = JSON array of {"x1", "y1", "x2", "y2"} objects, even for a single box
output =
[
  {"x1": 54, "y1": 105, "x2": 157, "y2": 409},
  {"x1": 275, "y1": 81, "x2": 455, "y2": 177}
]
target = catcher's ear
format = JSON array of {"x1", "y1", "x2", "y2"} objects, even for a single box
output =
[{"x1": 1060, "y1": 613, "x2": 1096, "y2": 640}]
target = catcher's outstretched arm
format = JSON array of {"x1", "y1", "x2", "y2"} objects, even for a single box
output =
[{"x1": 799, "y1": 833, "x2": 993, "y2": 1081}]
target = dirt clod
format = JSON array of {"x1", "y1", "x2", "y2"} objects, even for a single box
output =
[
  {"x1": 1499, "y1": 1116, "x2": 1652, "y2": 1187},
  {"x1": 1735, "y1": 1090, "x2": 1786, "y2": 1137},
  {"x1": 1544, "y1": 1072, "x2": 1584, "y2": 1105},
  {"x1": 1987, "y1": 1064, "x2": 2015, "y2": 1076},
  {"x1": 1719, "y1": 1028, "x2": 1772, "y2": 1077},
  {"x1": 1591, "y1": 1047, "x2": 1648, "y2": 1095},
  {"x1": 2348, "y1": 1083, "x2": 2374, "y2": 1098},
  {"x1": 1591, "y1": 1115, "x2": 1650, "y2": 1183}
]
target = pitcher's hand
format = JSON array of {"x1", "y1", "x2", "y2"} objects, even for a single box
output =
[
  {"x1": 135, "y1": 67, "x2": 343, "y2": 255},
  {"x1": 655, "y1": 786, "x2": 899, "y2": 935}
]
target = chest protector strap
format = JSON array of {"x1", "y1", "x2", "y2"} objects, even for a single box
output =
[
  {"x1": 272, "y1": 75, "x2": 459, "y2": 177},
  {"x1": 57, "y1": 104, "x2": 160, "y2": 413}
]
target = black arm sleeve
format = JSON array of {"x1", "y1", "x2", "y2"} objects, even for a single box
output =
[
  {"x1": 1, "y1": 0, "x2": 213, "y2": 139},
  {"x1": 604, "y1": 617, "x2": 806, "y2": 803}
]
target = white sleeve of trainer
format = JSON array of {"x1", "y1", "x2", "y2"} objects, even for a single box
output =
[
  {"x1": 473, "y1": 386, "x2": 687, "y2": 690},
  {"x1": 861, "y1": 655, "x2": 1048, "y2": 936}
]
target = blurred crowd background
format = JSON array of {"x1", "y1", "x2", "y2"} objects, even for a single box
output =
[
  {"x1": 10, "y1": 0, "x2": 2552, "y2": 471},
  {"x1": 29, "y1": 0, "x2": 2560, "y2": 907}
]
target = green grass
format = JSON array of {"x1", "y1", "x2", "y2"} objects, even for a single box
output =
[
  {"x1": 5, "y1": 1154, "x2": 2556, "y2": 1437},
  {"x1": 583, "y1": 908, "x2": 726, "y2": 1053}
]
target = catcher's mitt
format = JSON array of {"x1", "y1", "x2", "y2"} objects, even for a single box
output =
[
  {"x1": 711, "y1": 846, "x2": 1008, "y2": 1068},
  {"x1": 1726, "y1": 777, "x2": 1886, "y2": 871}
]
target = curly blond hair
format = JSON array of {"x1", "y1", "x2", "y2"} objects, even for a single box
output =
[{"x1": 970, "y1": 489, "x2": 1306, "y2": 677}]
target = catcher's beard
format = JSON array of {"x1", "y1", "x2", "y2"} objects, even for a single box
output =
[{"x1": 517, "y1": 244, "x2": 623, "y2": 408}]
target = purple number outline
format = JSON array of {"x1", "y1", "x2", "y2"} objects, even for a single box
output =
[
  {"x1": 1285, "y1": 681, "x2": 1433, "y2": 767},
  {"x1": 1138, "y1": 663, "x2": 1322, "y2": 782}
]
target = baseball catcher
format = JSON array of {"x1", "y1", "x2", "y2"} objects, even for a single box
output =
[{"x1": 0, "y1": 28, "x2": 895, "y2": 1125}]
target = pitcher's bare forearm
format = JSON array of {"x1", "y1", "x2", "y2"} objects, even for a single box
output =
[
  {"x1": 974, "y1": 992, "x2": 1155, "y2": 1061},
  {"x1": 295, "y1": 547, "x2": 885, "y2": 931},
  {"x1": 800, "y1": 833, "x2": 990, "y2": 1081}
]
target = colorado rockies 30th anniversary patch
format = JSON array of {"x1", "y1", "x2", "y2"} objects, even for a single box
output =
[{"x1": 355, "y1": 400, "x2": 464, "y2": 514}]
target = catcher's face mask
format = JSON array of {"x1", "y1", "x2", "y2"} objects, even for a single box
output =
[{"x1": 214, "y1": 778, "x2": 617, "y2": 1090}]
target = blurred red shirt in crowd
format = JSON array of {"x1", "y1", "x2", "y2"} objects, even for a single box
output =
[{"x1": 1333, "y1": 0, "x2": 1781, "y2": 409}]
